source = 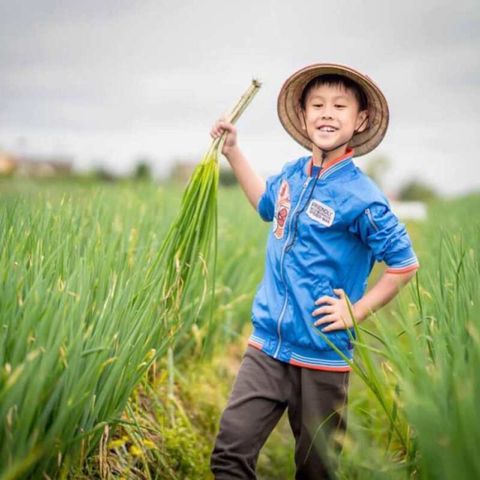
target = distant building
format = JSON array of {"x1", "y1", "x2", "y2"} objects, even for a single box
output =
[
  {"x1": 168, "y1": 160, "x2": 196, "y2": 184},
  {"x1": 390, "y1": 200, "x2": 427, "y2": 221},
  {"x1": 14, "y1": 155, "x2": 73, "y2": 177},
  {"x1": 0, "y1": 150, "x2": 74, "y2": 177},
  {"x1": 0, "y1": 152, "x2": 18, "y2": 175}
]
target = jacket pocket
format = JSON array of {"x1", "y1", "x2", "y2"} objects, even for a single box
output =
[{"x1": 251, "y1": 279, "x2": 278, "y2": 334}]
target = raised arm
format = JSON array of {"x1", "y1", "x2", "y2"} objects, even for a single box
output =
[{"x1": 210, "y1": 120, "x2": 265, "y2": 210}]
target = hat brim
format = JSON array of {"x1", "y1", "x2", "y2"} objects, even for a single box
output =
[{"x1": 277, "y1": 63, "x2": 389, "y2": 157}]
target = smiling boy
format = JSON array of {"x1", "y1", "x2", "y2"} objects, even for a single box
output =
[{"x1": 209, "y1": 63, "x2": 419, "y2": 479}]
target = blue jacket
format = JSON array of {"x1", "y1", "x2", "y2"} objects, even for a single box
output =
[{"x1": 248, "y1": 148, "x2": 420, "y2": 371}]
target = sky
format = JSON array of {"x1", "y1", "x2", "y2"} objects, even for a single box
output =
[{"x1": 1, "y1": 0, "x2": 479, "y2": 196}]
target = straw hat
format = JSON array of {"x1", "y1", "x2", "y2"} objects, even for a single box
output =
[{"x1": 277, "y1": 63, "x2": 389, "y2": 157}]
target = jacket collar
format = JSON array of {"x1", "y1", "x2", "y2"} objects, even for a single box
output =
[{"x1": 304, "y1": 147, "x2": 355, "y2": 179}]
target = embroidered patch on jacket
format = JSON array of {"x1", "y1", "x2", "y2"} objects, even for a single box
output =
[
  {"x1": 306, "y1": 200, "x2": 335, "y2": 227},
  {"x1": 273, "y1": 179, "x2": 290, "y2": 239}
]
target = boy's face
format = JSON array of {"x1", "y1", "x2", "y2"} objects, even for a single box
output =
[{"x1": 300, "y1": 83, "x2": 368, "y2": 158}]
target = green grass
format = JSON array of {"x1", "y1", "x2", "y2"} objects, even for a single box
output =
[
  {"x1": 334, "y1": 194, "x2": 480, "y2": 480},
  {"x1": 0, "y1": 178, "x2": 266, "y2": 479},
  {"x1": 1, "y1": 182, "x2": 173, "y2": 478},
  {"x1": 1, "y1": 176, "x2": 479, "y2": 479}
]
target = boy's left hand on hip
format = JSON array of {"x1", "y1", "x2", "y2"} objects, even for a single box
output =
[{"x1": 312, "y1": 288, "x2": 354, "y2": 332}]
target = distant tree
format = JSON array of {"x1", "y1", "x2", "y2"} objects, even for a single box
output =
[
  {"x1": 364, "y1": 154, "x2": 391, "y2": 188},
  {"x1": 219, "y1": 165, "x2": 238, "y2": 187},
  {"x1": 93, "y1": 166, "x2": 117, "y2": 182},
  {"x1": 133, "y1": 158, "x2": 153, "y2": 181},
  {"x1": 397, "y1": 179, "x2": 438, "y2": 201}
]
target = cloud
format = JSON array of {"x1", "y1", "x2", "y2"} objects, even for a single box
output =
[{"x1": 1, "y1": 0, "x2": 479, "y2": 194}]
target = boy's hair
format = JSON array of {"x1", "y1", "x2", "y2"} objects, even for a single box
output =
[{"x1": 299, "y1": 74, "x2": 368, "y2": 112}]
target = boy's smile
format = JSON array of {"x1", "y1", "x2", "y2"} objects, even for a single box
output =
[{"x1": 300, "y1": 84, "x2": 368, "y2": 164}]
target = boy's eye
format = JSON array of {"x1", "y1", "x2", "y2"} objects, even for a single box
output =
[{"x1": 335, "y1": 105, "x2": 346, "y2": 108}]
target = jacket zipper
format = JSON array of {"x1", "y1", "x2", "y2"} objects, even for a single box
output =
[
  {"x1": 365, "y1": 208, "x2": 379, "y2": 232},
  {"x1": 273, "y1": 176, "x2": 312, "y2": 358}
]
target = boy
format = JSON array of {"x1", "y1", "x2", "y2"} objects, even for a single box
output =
[{"x1": 209, "y1": 63, "x2": 420, "y2": 480}]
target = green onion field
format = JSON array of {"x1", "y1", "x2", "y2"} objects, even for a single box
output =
[{"x1": 1, "y1": 176, "x2": 479, "y2": 479}]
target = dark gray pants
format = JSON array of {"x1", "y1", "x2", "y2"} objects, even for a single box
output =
[{"x1": 210, "y1": 345, "x2": 350, "y2": 480}]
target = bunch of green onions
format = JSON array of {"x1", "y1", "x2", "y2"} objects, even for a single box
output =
[{"x1": 155, "y1": 79, "x2": 261, "y2": 349}]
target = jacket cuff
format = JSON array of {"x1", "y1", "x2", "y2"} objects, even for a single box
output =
[{"x1": 385, "y1": 250, "x2": 420, "y2": 274}]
